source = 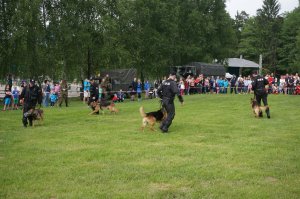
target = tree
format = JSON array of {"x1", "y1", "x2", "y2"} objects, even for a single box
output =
[
  {"x1": 256, "y1": 0, "x2": 283, "y2": 73},
  {"x1": 234, "y1": 11, "x2": 250, "y2": 45},
  {"x1": 278, "y1": 7, "x2": 300, "y2": 73}
]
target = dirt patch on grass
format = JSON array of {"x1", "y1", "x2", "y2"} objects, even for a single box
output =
[
  {"x1": 149, "y1": 183, "x2": 173, "y2": 191},
  {"x1": 265, "y1": 176, "x2": 278, "y2": 183}
]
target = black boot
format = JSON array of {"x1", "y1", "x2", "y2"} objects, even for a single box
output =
[
  {"x1": 266, "y1": 107, "x2": 270, "y2": 119},
  {"x1": 22, "y1": 118, "x2": 28, "y2": 127},
  {"x1": 159, "y1": 125, "x2": 168, "y2": 133}
]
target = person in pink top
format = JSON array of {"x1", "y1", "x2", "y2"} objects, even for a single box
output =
[{"x1": 54, "y1": 82, "x2": 61, "y2": 99}]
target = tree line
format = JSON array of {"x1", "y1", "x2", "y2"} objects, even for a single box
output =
[{"x1": 0, "y1": 0, "x2": 299, "y2": 80}]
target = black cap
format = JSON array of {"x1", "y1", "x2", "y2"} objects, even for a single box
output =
[
  {"x1": 170, "y1": 72, "x2": 176, "y2": 76},
  {"x1": 30, "y1": 79, "x2": 35, "y2": 84}
]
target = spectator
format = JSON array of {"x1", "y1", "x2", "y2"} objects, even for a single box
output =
[
  {"x1": 136, "y1": 79, "x2": 142, "y2": 102},
  {"x1": 179, "y1": 78, "x2": 185, "y2": 96},
  {"x1": 117, "y1": 89, "x2": 125, "y2": 102},
  {"x1": 59, "y1": 79, "x2": 68, "y2": 107},
  {"x1": 83, "y1": 78, "x2": 90, "y2": 103},
  {"x1": 144, "y1": 80, "x2": 151, "y2": 99},
  {"x1": 223, "y1": 79, "x2": 229, "y2": 94},
  {"x1": 2, "y1": 84, "x2": 12, "y2": 111},
  {"x1": 42, "y1": 80, "x2": 51, "y2": 107},
  {"x1": 112, "y1": 93, "x2": 118, "y2": 103},
  {"x1": 230, "y1": 75, "x2": 237, "y2": 94},
  {"x1": 12, "y1": 86, "x2": 20, "y2": 110},
  {"x1": 50, "y1": 90, "x2": 57, "y2": 107}
]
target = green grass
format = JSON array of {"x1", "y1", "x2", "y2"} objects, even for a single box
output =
[{"x1": 1, "y1": 95, "x2": 300, "y2": 199}]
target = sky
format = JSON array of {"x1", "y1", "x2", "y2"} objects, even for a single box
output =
[{"x1": 226, "y1": 0, "x2": 299, "y2": 18}]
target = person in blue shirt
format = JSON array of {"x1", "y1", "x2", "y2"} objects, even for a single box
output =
[
  {"x1": 136, "y1": 79, "x2": 142, "y2": 101},
  {"x1": 83, "y1": 79, "x2": 91, "y2": 103},
  {"x1": 12, "y1": 86, "x2": 20, "y2": 110},
  {"x1": 50, "y1": 91, "x2": 57, "y2": 107},
  {"x1": 144, "y1": 80, "x2": 151, "y2": 99},
  {"x1": 223, "y1": 79, "x2": 229, "y2": 94}
]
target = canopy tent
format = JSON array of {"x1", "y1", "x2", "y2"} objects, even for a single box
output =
[
  {"x1": 226, "y1": 58, "x2": 260, "y2": 76},
  {"x1": 226, "y1": 58, "x2": 260, "y2": 68}
]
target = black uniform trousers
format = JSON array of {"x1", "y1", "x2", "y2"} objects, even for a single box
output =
[
  {"x1": 22, "y1": 104, "x2": 35, "y2": 126},
  {"x1": 255, "y1": 93, "x2": 268, "y2": 106},
  {"x1": 161, "y1": 98, "x2": 175, "y2": 131}
]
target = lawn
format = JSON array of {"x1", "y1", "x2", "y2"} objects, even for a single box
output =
[{"x1": 0, "y1": 94, "x2": 299, "y2": 199}]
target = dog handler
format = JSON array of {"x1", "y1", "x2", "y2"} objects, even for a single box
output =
[
  {"x1": 88, "y1": 78, "x2": 99, "y2": 105},
  {"x1": 252, "y1": 71, "x2": 270, "y2": 118},
  {"x1": 157, "y1": 72, "x2": 184, "y2": 133},
  {"x1": 20, "y1": 79, "x2": 43, "y2": 127}
]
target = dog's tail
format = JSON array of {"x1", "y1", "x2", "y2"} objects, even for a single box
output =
[{"x1": 139, "y1": 106, "x2": 146, "y2": 117}]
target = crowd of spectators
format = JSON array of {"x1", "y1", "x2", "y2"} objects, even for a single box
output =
[
  {"x1": 2, "y1": 72, "x2": 300, "y2": 111},
  {"x1": 1, "y1": 76, "x2": 70, "y2": 111},
  {"x1": 175, "y1": 73, "x2": 300, "y2": 95}
]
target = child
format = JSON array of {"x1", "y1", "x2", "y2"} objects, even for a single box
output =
[
  {"x1": 117, "y1": 89, "x2": 124, "y2": 102},
  {"x1": 2, "y1": 85, "x2": 12, "y2": 111},
  {"x1": 12, "y1": 86, "x2": 20, "y2": 110},
  {"x1": 112, "y1": 93, "x2": 118, "y2": 103},
  {"x1": 50, "y1": 91, "x2": 57, "y2": 107},
  {"x1": 295, "y1": 83, "x2": 300, "y2": 95}
]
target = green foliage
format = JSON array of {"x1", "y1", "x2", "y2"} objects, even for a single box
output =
[
  {"x1": 1, "y1": 95, "x2": 300, "y2": 198},
  {"x1": 278, "y1": 7, "x2": 300, "y2": 73},
  {"x1": 1, "y1": 0, "x2": 299, "y2": 79},
  {"x1": 0, "y1": 0, "x2": 236, "y2": 80}
]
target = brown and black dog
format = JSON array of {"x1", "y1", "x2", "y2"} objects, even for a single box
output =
[
  {"x1": 250, "y1": 98, "x2": 269, "y2": 118},
  {"x1": 89, "y1": 101, "x2": 118, "y2": 115},
  {"x1": 139, "y1": 106, "x2": 167, "y2": 132},
  {"x1": 25, "y1": 108, "x2": 44, "y2": 126}
]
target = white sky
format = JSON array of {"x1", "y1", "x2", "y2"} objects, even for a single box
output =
[{"x1": 226, "y1": 0, "x2": 299, "y2": 18}]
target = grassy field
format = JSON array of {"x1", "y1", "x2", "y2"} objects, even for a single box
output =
[{"x1": 1, "y1": 94, "x2": 300, "y2": 199}]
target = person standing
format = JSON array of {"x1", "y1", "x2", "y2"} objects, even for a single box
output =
[
  {"x1": 59, "y1": 80, "x2": 68, "y2": 107},
  {"x1": 83, "y1": 78, "x2": 90, "y2": 104},
  {"x1": 144, "y1": 80, "x2": 150, "y2": 99},
  {"x1": 20, "y1": 79, "x2": 43, "y2": 127},
  {"x1": 157, "y1": 72, "x2": 184, "y2": 133},
  {"x1": 42, "y1": 80, "x2": 51, "y2": 107},
  {"x1": 89, "y1": 78, "x2": 99, "y2": 104},
  {"x1": 252, "y1": 71, "x2": 270, "y2": 118},
  {"x1": 12, "y1": 86, "x2": 20, "y2": 110},
  {"x1": 136, "y1": 79, "x2": 142, "y2": 102},
  {"x1": 230, "y1": 75, "x2": 237, "y2": 94},
  {"x1": 2, "y1": 84, "x2": 12, "y2": 111}
]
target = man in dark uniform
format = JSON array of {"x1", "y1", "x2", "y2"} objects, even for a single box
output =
[
  {"x1": 252, "y1": 71, "x2": 270, "y2": 118},
  {"x1": 157, "y1": 72, "x2": 184, "y2": 133},
  {"x1": 88, "y1": 78, "x2": 99, "y2": 105},
  {"x1": 20, "y1": 79, "x2": 43, "y2": 127},
  {"x1": 59, "y1": 79, "x2": 69, "y2": 107}
]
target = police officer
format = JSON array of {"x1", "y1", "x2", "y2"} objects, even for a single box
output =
[
  {"x1": 88, "y1": 78, "x2": 99, "y2": 105},
  {"x1": 20, "y1": 79, "x2": 43, "y2": 127},
  {"x1": 252, "y1": 71, "x2": 270, "y2": 118},
  {"x1": 157, "y1": 72, "x2": 184, "y2": 133}
]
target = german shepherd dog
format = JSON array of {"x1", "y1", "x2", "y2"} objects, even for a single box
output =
[
  {"x1": 89, "y1": 101, "x2": 118, "y2": 115},
  {"x1": 250, "y1": 98, "x2": 270, "y2": 118},
  {"x1": 139, "y1": 106, "x2": 167, "y2": 131},
  {"x1": 24, "y1": 108, "x2": 44, "y2": 126}
]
